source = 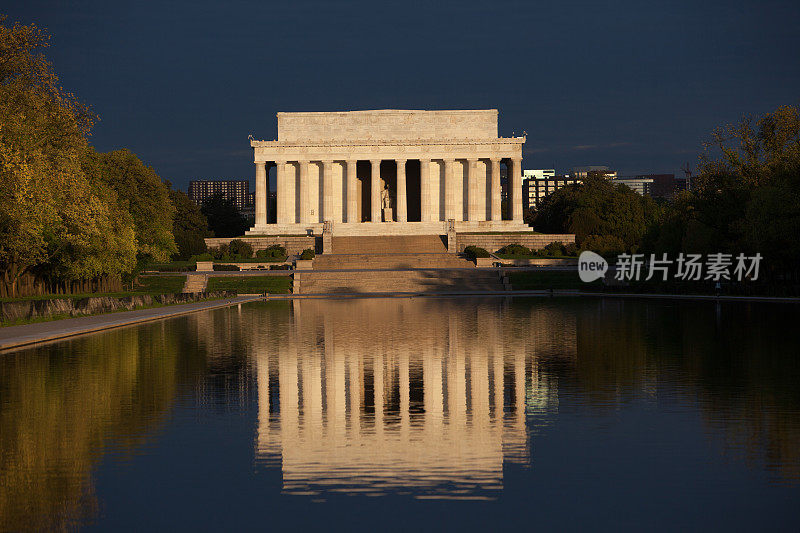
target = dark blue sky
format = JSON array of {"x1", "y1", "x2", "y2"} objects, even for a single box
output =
[{"x1": 6, "y1": 0, "x2": 800, "y2": 190}]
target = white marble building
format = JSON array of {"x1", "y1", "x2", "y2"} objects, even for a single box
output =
[{"x1": 247, "y1": 109, "x2": 532, "y2": 236}]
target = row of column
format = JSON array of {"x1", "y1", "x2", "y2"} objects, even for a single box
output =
[{"x1": 254, "y1": 157, "x2": 523, "y2": 226}]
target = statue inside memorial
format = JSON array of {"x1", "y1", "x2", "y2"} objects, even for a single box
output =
[{"x1": 381, "y1": 185, "x2": 393, "y2": 222}]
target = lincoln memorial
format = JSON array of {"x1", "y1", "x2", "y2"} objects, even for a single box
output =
[{"x1": 247, "y1": 109, "x2": 532, "y2": 236}]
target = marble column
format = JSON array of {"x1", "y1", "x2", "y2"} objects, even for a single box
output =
[
  {"x1": 396, "y1": 159, "x2": 407, "y2": 222},
  {"x1": 299, "y1": 160, "x2": 310, "y2": 224},
  {"x1": 370, "y1": 159, "x2": 381, "y2": 222},
  {"x1": 346, "y1": 160, "x2": 358, "y2": 223},
  {"x1": 467, "y1": 158, "x2": 479, "y2": 221},
  {"x1": 420, "y1": 159, "x2": 432, "y2": 222},
  {"x1": 490, "y1": 158, "x2": 502, "y2": 221},
  {"x1": 276, "y1": 160, "x2": 293, "y2": 224},
  {"x1": 510, "y1": 157, "x2": 523, "y2": 222},
  {"x1": 322, "y1": 160, "x2": 334, "y2": 222},
  {"x1": 255, "y1": 161, "x2": 267, "y2": 226},
  {"x1": 266, "y1": 163, "x2": 272, "y2": 223},
  {"x1": 444, "y1": 158, "x2": 455, "y2": 220}
]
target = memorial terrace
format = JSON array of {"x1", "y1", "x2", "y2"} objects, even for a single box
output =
[{"x1": 247, "y1": 109, "x2": 532, "y2": 237}]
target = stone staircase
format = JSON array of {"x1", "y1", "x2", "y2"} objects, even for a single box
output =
[
  {"x1": 294, "y1": 235, "x2": 504, "y2": 295},
  {"x1": 331, "y1": 235, "x2": 447, "y2": 254},
  {"x1": 182, "y1": 273, "x2": 208, "y2": 293},
  {"x1": 313, "y1": 253, "x2": 472, "y2": 270},
  {"x1": 295, "y1": 269, "x2": 503, "y2": 294}
]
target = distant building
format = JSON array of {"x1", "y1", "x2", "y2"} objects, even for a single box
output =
[
  {"x1": 188, "y1": 180, "x2": 250, "y2": 211},
  {"x1": 523, "y1": 169, "x2": 556, "y2": 181},
  {"x1": 523, "y1": 170, "x2": 581, "y2": 210},
  {"x1": 499, "y1": 166, "x2": 509, "y2": 202},
  {"x1": 612, "y1": 176, "x2": 653, "y2": 196},
  {"x1": 633, "y1": 173, "x2": 679, "y2": 198},
  {"x1": 240, "y1": 191, "x2": 257, "y2": 219},
  {"x1": 571, "y1": 165, "x2": 617, "y2": 180}
]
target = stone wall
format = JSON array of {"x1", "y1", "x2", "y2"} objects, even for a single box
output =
[
  {"x1": 456, "y1": 233, "x2": 575, "y2": 253},
  {"x1": 1, "y1": 292, "x2": 235, "y2": 323},
  {"x1": 205, "y1": 236, "x2": 321, "y2": 255}
]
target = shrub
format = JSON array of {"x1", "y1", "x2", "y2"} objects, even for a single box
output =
[
  {"x1": 228, "y1": 239, "x2": 253, "y2": 259},
  {"x1": 464, "y1": 245, "x2": 490, "y2": 259},
  {"x1": 531, "y1": 241, "x2": 566, "y2": 257},
  {"x1": 211, "y1": 244, "x2": 229, "y2": 260},
  {"x1": 212, "y1": 264, "x2": 239, "y2": 271},
  {"x1": 299, "y1": 248, "x2": 315, "y2": 260},
  {"x1": 564, "y1": 243, "x2": 578, "y2": 256},
  {"x1": 536, "y1": 241, "x2": 566, "y2": 257},
  {"x1": 268, "y1": 243, "x2": 287, "y2": 255},
  {"x1": 256, "y1": 244, "x2": 287, "y2": 260},
  {"x1": 498, "y1": 243, "x2": 531, "y2": 256},
  {"x1": 191, "y1": 252, "x2": 214, "y2": 261},
  {"x1": 270, "y1": 264, "x2": 291, "y2": 270}
]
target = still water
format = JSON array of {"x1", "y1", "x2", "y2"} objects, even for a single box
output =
[{"x1": 1, "y1": 297, "x2": 799, "y2": 531}]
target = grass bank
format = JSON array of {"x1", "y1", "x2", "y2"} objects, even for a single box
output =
[{"x1": 1, "y1": 293, "x2": 232, "y2": 328}]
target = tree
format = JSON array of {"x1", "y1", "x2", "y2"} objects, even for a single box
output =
[
  {"x1": 201, "y1": 193, "x2": 249, "y2": 238},
  {"x1": 655, "y1": 104, "x2": 800, "y2": 271},
  {"x1": 0, "y1": 17, "x2": 135, "y2": 295},
  {"x1": 81, "y1": 148, "x2": 177, "y2": 263},
  {"x1": 533, "y1": 175, "x2": 661, "y2": 255},
  {"x1": 168, "y1": 188, "x2": 211, "y2": 259}
]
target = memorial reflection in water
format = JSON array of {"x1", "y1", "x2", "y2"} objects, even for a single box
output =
[
  {"x1": 3, "y1": 297, "x2": 799, "y2": 530},
  {"x1": 249, "y1": 298, "x2": 571, "y2": 499}
]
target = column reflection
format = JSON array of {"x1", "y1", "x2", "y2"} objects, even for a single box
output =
[{"x1": 253, "y1": 298, "x2": 570, "y2": 499}]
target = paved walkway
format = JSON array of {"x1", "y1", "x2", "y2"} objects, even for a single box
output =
[
  {"x1": 0, "y1": 296, "x2": 260, "y2": 352},
  {"x1": 267, "y1": 289, "x2": 800, "y2": 303}
]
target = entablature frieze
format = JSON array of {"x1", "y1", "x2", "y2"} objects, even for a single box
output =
[{"x1": 252, "y1": 137, "x2": 524, "y2": 163}]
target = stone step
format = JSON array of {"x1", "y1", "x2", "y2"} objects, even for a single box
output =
[
  {"x1": 294, "y1": 269, "x2": 503, "y2": 294},
  {"x1": 298, "y1": 283, "x2": 502, "y2": 294},
  {"x1": 297, "y1": 270, "x2": 497, "y2": 279},
  {"x1": 331, "y1": 235, "x2": 446, "y2": 254},
  {"x1": 182, "y1": 274, "x2": 208, "y2": 293},
  {"x1": 313, "y1": 253, "x2": 472, "y2": 270}
]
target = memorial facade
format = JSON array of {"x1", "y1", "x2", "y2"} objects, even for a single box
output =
[{"x1": 247, "y1": 109, "x2": 531, "y2": 236}]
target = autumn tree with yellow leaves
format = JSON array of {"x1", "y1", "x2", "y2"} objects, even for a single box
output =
[{"x1": 0, "y1": 16, "x2": 176, "y2": 296}]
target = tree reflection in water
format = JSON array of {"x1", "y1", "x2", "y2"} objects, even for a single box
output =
[{"x1": 0, "y1": 322, "x2": 200, "y2": 530}]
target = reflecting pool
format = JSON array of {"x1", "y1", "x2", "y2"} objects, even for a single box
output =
[{"x1": 1, "y1": 297, "x2": 799, "y2": 530}]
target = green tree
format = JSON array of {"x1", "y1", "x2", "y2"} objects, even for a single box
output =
[
  {"x1": 0, "y1": 17, "x2": 135, "y2": 295},
  {"x1": 201, "y1": 193, "x2": 249, "y2": 238},
  {"x1": 653, "y1": 104, "x2": 800, "y2": 271},
  {"x1": 533, "y1": 175, "x2": 660, "y2": 255},
  {"x1": 168, "y1": 188, "x2": 211, "y2": 259},
  {"x1": 82, "y1": 148, "x2": 177, "y2": 263}
]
